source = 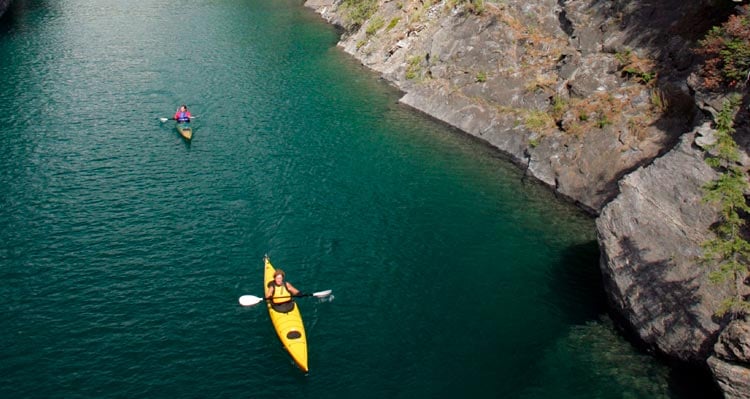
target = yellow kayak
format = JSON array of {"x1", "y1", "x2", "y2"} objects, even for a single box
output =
[
  {"x1": 264, "y1": 255, "x2": 308, "y2": 372},
  {"x1": 176, "y1": 122, "x2": 192, "y2": 140}
]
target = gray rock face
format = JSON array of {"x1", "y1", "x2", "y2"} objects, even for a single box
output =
[
  {"x1": 709, "y1": 319, "x2": 750, "y2": 399},
  {"x1": 715, "y1": 320, "x2": 750, "y2": 363},
  {"x1": 307, "y1": 0, "x2": 692, "y2": 213},
  {"x1": 596, "y1": 128, "x2": 728, "y2": 361},
  {"x1": 708, "y1": 356, "x2": 750, "y2": 399}
]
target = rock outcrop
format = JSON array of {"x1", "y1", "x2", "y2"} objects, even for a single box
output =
[
  {"x1": 596, "y1": 126, "x2": 727, "y2": 362},
  {"x1": 309, "y1": 0, "x2": 698, "y2": 213},
  {"x1": 594, "y1": 83, "x2": 750, "y2": 395},
  {"x1": 709, "y1": 319, "x2": 750, "y2": 399},
  {"x1": 304, "y1": 0, "x2": 749, "y2": 396}
]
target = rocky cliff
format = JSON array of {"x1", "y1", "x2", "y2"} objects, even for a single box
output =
[
  {"x1": 596, "y1": 101, "x2": 750, "y2": 399},
  {"x1": 307, "y1": 0, "x2": 708, "y2": 212},
  {"x1": 304, "y1": 0, "x2": 750, "y2": 396},
  {"x1": 596, "y1": 126, "x2": 727, "y2": 360}
]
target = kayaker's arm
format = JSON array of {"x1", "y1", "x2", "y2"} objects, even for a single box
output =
[
  {"x1": 265, "y1": 284, "x2": 274, "y2": 299},
  {"x1": 286, "y1": 282, "x2": 300, "y2": 296}
]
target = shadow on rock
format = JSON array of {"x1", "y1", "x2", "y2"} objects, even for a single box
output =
[{"x1": 613, "y1": 236, "x2": 720, "y2": 360}]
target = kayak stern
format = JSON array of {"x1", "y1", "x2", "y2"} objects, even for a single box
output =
[{"x1": 176, "y1": 122, "x2": 192, "y2": 140}]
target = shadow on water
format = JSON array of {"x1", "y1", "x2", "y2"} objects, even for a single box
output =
[
  {"x1": 549, "y1": 240, "x2": 607, "y2": 325},
  {"x1": 0, "y1": 0, "x2": 54, "y2": 33},
  {"x1": 0, "y1": 2, "x2": 19, "y2": 32},
  {"x1": 667, "y1": 363, "x2": 723, "y2": 399},
  {"x1": 550, "y1": 241, "x2": 722, "y2": 398}
]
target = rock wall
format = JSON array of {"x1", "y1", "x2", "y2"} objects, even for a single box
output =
[
  {"x1": 596, "y1": 126, "x2": 727, "y2": 362},
  {"x1": 596, "y1": 103, "x2": 750, "y2": 395},
  {"x1": 304, "y1": 0, "x2": 750, "y2": 395},
  {"x1": 309, "y1": 0, "x2": 699, "y2": 213},
  {"x1": 709, "y1": 319, "x2": 750, "y2": 399}
]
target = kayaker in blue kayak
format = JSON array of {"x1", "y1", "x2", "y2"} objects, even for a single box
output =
[
  {"x1": 173, "y1": 104, "x2": 191, "y2": 122},
  {"x1": 265, "y1": 269, "x2": 300, "y2": 313}
]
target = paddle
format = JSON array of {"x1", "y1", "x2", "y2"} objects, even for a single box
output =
[
  {"x1": 238, "y1": 290, "x2": 333, "y2": 307},
  {"x1": 159, "y1": 116, "x2": 198, "y2": 123}
]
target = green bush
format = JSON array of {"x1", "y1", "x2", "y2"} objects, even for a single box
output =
[
  {"x1": 623, "y1": 67, "x2": 655, "y2": 84},
  {"x1": 468, "y1": 0, "x2": 485, "y2": 15},
  {"x1": 386, "y1": 17, "x2": 400, "y2": 31},
  {"x1": 551, "y1": 96, "x2": 567, "y2": 119},
  {"x1": 366, "y1": 16, "x2": 385, "y2": 37},
  {"x1": 524, "y1": 110, "x2": 554, "y2": 132},
  {"x1": 343, "y1": 0, "x2": 379, "y2": 28},
  {"x1": 405, "y1": 55, "x2": 423, "y2": 80},
  {"x1": 596, "y1": 113, "x2": 611, "y2": 128}
]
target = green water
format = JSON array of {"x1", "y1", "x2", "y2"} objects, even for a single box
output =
[{"x1": 0, "y1": 1, "x2": 718, "y2": 398}]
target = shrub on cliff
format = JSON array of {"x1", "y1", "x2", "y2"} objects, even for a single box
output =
[
  {"x1": 342, "y1": 0, "x2": 379, "y2": 29},
  {"x1": 701, "y1": 96, "x2": 750, "y2": 318},
  {"x1": 697, "y1": 5, "x2": 750, "y2": 90}
]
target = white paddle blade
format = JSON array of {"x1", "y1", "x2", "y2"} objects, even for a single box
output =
[
  {"x1": 159, "y1": 117, "x2": 168, "y2": 123},
  {"x1": 312, "y1": 290, "x2": 332, "y2": 298},
  {"x1": 239, "y1": 295, "x2": 263, "y2": 306}
]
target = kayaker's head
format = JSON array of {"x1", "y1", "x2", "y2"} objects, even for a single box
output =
[
  {"x1": 273, "y1": 269, "x2": 285, "y2": 285},
  {"x1": 179, "y1": 104, "x2": 187, "y2": 112}
]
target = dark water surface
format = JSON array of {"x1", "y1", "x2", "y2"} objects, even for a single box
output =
[{"x1": 0, "y1": 1, "x2": 717, "y2": 398}]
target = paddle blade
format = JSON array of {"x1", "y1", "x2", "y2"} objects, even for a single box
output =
[
  {"x1": 159, "y1": 117, "x2": 168, "y2": 123},
  {"x1": 239, "y1": 295, "x2": 263, "y2": 306},
  {"x1": 312, "y1": 289, "x2": 332, "y2": 298}
]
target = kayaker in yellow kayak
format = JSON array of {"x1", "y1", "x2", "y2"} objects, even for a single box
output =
[{"x1": 265, "y1": 269, "x2": 300, "y2": 313}]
